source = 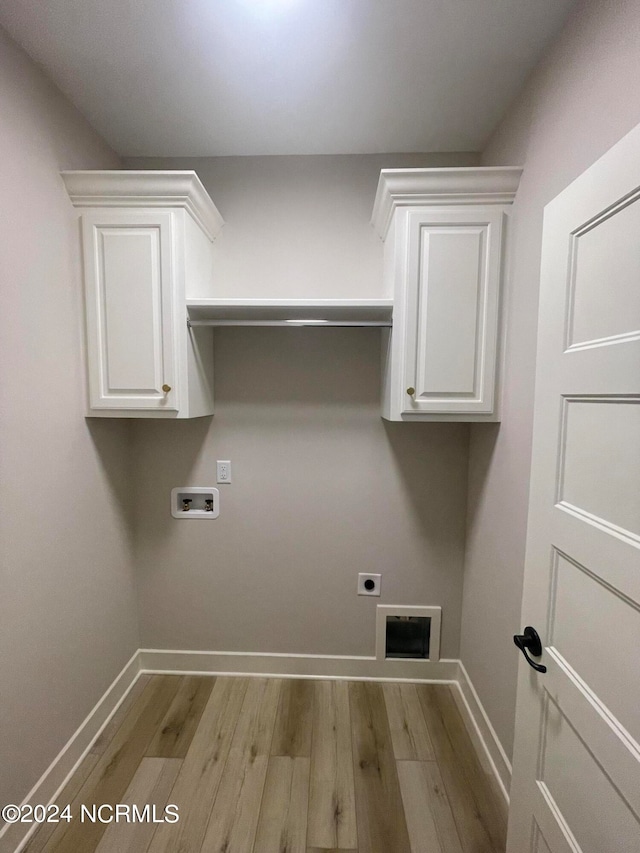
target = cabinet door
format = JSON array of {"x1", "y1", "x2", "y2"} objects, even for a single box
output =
[
  {"x1": 81, "y1": 210, "x2": 178, "y2": 412},
  {"x1": 402, "y1": 206, "x2": 504, "y2": 415}
]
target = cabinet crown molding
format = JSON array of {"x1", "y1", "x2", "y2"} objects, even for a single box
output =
[
  {"x1": 61, "y1": 170, "x2": 224, "y2": 242},
  {"x1": 371, "y1": 166, "x2": 523, "y2": 239}
]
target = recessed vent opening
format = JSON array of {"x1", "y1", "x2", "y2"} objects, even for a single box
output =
[
  {"x1": 385, "y1": 615, "x2": 431, "y2": 659},
  {"x1": 375, "y1": 605, "x2": 441, "y2": 662}
]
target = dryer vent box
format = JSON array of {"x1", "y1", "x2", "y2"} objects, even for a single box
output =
[
  {"x1": 385, "y1": 616, "x2": 431, "y2": 659},
  {"x1": 375, "y1": 605, "x2": 441, "y2": 662}
]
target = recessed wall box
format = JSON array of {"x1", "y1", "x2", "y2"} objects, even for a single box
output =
[
  {"x1": 375, "y1": 605, "x2": 441, "y2": 662},
  {"x1": 171, "y1": 487, "x2": 219, "y2": 519}
]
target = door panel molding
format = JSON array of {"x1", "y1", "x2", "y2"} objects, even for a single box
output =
[
  {"x1": 533, "y1": 783, "x2": 583, "y2": 853},
  {"x1": 544, "y1": 650, "x2": 640, "y2": 816}
]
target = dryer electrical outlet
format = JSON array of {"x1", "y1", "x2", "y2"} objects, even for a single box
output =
[{"x1": 357, "y1": 573, "x2": 381, "y2": 596}]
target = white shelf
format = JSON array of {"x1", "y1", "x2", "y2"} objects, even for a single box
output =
[{"x1": 186, "y1": 298, "x2": 393, "y2": 327}]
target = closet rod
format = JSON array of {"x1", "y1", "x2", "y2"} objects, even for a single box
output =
[{"x1": 187, "y1": 319, "x2": 392, "y2": 328}]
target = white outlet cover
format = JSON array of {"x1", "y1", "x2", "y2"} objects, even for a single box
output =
[
  {"x1": 357, "y1": 573, "x2": 381, "y2": 596},
  {"x1": 216, "y1": 460, "x2": 232, "y2": 483}
]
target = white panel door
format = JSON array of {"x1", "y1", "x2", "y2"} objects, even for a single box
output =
[
  {"x1": 508, "y1": 124, "x2": 640, "y2": 851},
  {"x1": 402, "y1": 206, "x2": 504, "y2": 415},
  {"x1": 81, "y1": 210, "x2": 178, "y2": 411}
]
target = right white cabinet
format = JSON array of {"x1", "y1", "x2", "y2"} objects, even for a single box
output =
[{"x1": 372, "y1": 167, "x2": 522, "y2": 421}]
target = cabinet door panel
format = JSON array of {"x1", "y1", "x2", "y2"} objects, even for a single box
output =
[
  {"x1": 416, "y1": 227, "x2": 482, "y2": 395},
  {"x1": 404, "y1": 207, "x2": 504, "y2": 415},
  {"x1": 82, "y1": 211, "x2": 177, "y2": 411}
]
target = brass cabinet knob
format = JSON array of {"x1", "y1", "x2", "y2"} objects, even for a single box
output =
[
  {"x1": 162, "y1": 384, "x2": 172, "y2": 393},
  {"x1": 406, "y1": 387, "x2": 415, "y2": 396}
]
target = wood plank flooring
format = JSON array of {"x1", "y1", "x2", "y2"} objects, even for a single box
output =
[{"x1": 24, "y1": 676, "x2": 506, "y2": 853}]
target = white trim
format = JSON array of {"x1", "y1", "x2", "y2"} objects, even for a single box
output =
[
  {"x1": 452, "y1": 660, "x2": 512, "y2": 807},
  {"x1": 375, "y1": 605, "x2": 441, "y2": 662},
  {"x1": 544, "y1": 648, "x2": 640, "y2": 816},
  {"x1": 371, "y1": 166, "x2": 523, "y2": 239},
  {"x1": 533, "y1": 782, "x2": 582, "y2": 853},
  {"x1": 0, "y1": 651, "x2": 140, "y2": 853},
  {"x1": 61, "y1": 170, "x2": 224, "y2": 242},
  {"x1": 138, "y1": 648, "x2": 458, "y2": 683}
]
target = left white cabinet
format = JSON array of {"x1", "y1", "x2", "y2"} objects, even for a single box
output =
[
  {"x1": 80, "y1": 209, "x2": 177, "y2": 412},
  {"x1": 62, "y1": 171, "x2": 224, "y2": 418}
]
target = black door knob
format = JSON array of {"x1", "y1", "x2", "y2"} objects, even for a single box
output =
[{"x1": 513, "y1": 626, "x2": 547, "y2": 673}]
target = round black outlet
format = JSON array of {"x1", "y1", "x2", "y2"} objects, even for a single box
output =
[{"x1": 364, "y1": 579, "x2": 375, "y2": 591}]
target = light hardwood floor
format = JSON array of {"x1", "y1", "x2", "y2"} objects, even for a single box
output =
[{"x1": 24, "y1": 675, "x2": 506, "y2": 853}]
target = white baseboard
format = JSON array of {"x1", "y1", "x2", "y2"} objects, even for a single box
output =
[
  {"x1": 138, "y1": 648, "x2": 459, "y2": 682},
  {"x1": 0, "y1": 651, "x2": 140, "y2": 853},
  {"x1": 452, "y1": 660, "x2": 512, "y2": 808}
]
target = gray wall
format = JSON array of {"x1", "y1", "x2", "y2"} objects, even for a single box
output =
[
  {"x1": 125, "y1": 152, "x2": 479, "y2": 300},
  {"x1": 461, "y1": 0, "x2": 640, "y2": 764},
  {"x1": 0, "y1": 27, "x2": 139, "y2": 806},
  {"x1": 126, "y1": 153, "x2": 477, "y2": 659},
  {"x1": 11, "y1": 0, "x2": 640, "y2": 806}
]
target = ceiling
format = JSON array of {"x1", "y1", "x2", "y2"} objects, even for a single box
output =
[{"x1": 0, "y1": 0, "x2": 576, "y2": 157}]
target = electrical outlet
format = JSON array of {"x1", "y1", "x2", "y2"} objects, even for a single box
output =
[
  {"x1": 216, "y1": 460, "x2": 232, "y2": 483},
  {"x1": 357, "y1": 573, "x2": 381, "y2": 596}
]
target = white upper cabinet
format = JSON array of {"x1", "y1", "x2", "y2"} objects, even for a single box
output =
[
  {"x1": 372, "y1": 167, "x2": 521, "y2": 421},
  {"x1": 64, "y1": 166, "x2": 519, "y2": 421},
  {"x1": 62, "y1": 171, "x2": 224, "y2": 418}
]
